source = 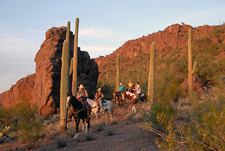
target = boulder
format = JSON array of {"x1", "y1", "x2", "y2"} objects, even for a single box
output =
[{"x1": 180, "y1": 77, "x2": 204, "y2": 92}]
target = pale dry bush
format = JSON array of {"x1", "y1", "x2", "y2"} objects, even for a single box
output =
[
  {"x1": 41, "y1": 123, "x2": 60, "y2": 140},
  {"x1": 55, "y1": 136, "x2": 68, "y2": 148},
  {"x1": 75, "y1": 132, "x2": 94, "y2": 142}
]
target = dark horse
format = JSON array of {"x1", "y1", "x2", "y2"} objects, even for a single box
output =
[
  {"x1": 113, "y1": 89, "x2": 126, "y2": 107},
  {"x1": 66, "y1": 93, "x2": 90, "y2": 139}
]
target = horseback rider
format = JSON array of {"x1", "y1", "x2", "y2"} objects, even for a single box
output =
[
  {"x1": 118, "y1": 83, "x2": 125, "y2": 100},
  {"x1": 128, "y1": 80, "x2": 133, "y2": 92},
  {"x1": 95, "y1": 88, "x2": 104, "y2": 109},
  {"x1": 133, "y1": 81, "x2": 141, "y2": 102},
  {"x1": 76, "y1": 84, "x2": 91, "y2": 118}
]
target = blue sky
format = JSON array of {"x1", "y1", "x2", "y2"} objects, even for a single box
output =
[{"x1": 0, "y1": 0, "x2": 225, "y2": 93}]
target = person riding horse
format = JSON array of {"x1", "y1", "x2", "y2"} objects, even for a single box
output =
[
  {"x1": 133, "y1": 81, "x2": 141, "y2": 102},
  {"x1": 118, "y1": 83, "x2": 125, "y2": 100},
  {"x1": 95, "y1": 88, "x2": 104, "y2": 110},
  {"x1": 128, "y1": 80, "x2": 133, "y2": 92},
  {"x1": 76, "y1": 84, "x2": 91, "y2": 118}
]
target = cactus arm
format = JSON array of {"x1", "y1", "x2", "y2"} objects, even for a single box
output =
[
  {"x1": 191, "y1": 62, "x2": 197, "y2": 75},
  {"x1": 116, "y1": 54, "x2": 120, "y2": 91},
  {"x1": 72, "y1": 18, "x2": 79, "y2": 96},
  {"x1": 69, "y1": 58, "x2": 73, "y2": 76}
]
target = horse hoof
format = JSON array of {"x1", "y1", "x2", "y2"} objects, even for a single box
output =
[{"x1": 74, "y1": 133, "x2": 79, "y2": 139}]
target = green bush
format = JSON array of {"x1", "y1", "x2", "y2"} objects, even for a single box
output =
[
  {"x1": 143, "y1": 101, "x2": 177, "y2": 134},
  {"x1": 13, "y1": 101, "x2": 43, "y2": 144},
  {"x1": 143, "y1": 82, "x2": 225, "y2": 150}
]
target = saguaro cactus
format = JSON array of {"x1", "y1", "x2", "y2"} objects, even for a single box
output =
[
  {"x1": 72, "y1": 18, "x2": 79, "y2": 96},
  {"x1": 188, "y1": 28, "x2": 197, "y2": 94},
  {"x1": 116, "y1": 54, "x2": 120, "y2": 90},
  {"x1": 60, "y1": 21, "x2": 70, "y2": 133},
  {"x1": 148, "y1": 42, "x2": 155, "y2": 110}
]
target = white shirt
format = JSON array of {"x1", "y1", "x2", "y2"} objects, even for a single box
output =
[{"x1": 135, "y1": 84, "x2": 141, "y2": 94}]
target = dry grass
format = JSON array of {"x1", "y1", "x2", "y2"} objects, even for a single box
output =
[{"x1": 55, "y1": 136, "x2": 68, "y2": 148}]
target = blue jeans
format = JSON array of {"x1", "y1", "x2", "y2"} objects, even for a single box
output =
[{"x1": 137, "y1": 93, "x2": 141, "y2": 101}]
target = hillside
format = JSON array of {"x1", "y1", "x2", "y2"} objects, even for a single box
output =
[{"x1": 95, "y1": 23, "x2": 225, "y2": 98}]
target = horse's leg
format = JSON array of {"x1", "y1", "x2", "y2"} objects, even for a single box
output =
[
  {"x1": 82, "y1": 118, "x2": 86, "y2": 132},
  {"x1": 86, "y1": 118, "x2": 90, "y2": 132},
  {"x1": 74, "y1": 118, "x2": 80, "y2": 139},
  {"x1": 132, "y1": 104, "x2": 137, "y2": 113},
  {"x1": 109, "y1": 108, "x2": 113, "y2": 122}
]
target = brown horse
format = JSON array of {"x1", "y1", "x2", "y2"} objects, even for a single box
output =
[
  {"x1": 127, "y1": 86, "x2": 147, "y2": 104},
  {"x1": 113, "y1": 89, "x2": 126, "y2": 107},
  {"x1": 123, "y1": 91, "x2": 138, "y2": 113},
  {"x1": 123, "y1": 90, "x2": 148, "y2": 112}
]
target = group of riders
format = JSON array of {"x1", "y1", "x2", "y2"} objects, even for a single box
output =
[{"x1": 67, "y1": 80, "x2": 142, "y2": 120}]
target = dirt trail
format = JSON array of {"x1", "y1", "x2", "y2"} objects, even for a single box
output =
[{"x1": 1, "y1": 102, "x2": 159, "y2": 151}]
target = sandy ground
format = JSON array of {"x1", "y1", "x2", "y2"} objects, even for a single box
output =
[{"x1": 0, "y1": 101, "x2": 160, "y2": 151}]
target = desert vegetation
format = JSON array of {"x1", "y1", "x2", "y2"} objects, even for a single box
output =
[{"x1": 96, "y1": 24, "x2": 225, "y2": 150}]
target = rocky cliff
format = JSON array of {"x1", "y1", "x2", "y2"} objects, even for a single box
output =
[
  {"x1": 95, "y1": 23, "x2": 225, "y2": 81},
  {"x1": 1, "y1": 26, "x2": 99, "y2": 116}
]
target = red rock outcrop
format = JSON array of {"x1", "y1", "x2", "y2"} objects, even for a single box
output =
[
  {"x1": 180, "y1": 77, "x2": 204, "y2": 92},
  {"x1": 1, "y1": 26, "x2": 99, "y2": 116},
  {"x1": 95, "y1": 23, "x2": 223, "y2": 80},
  {"x1": 1, "y1": 74, "x2": 35, "y2": 108}
]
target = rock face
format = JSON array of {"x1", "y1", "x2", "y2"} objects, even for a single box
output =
[
  {"x1": 95, "y1": 24, "x2": 223, "y2": 80},
  {"x1": 180, "y1": 77, "x2": 204, "y2": 92},
  {"x1": 1, "y1": 26, "x2": 99, "y2": 116},
  {"x1": 0, "y1": 74, "x2": 36, "y2": 108}
]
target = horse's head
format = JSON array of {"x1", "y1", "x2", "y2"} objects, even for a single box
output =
[{"x1": 66, "y1": 95, "x2": 72, "y2": 108}]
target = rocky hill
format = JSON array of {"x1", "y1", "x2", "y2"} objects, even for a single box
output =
[
  {"x1": 95, "y1": 23, "x2": 225, "y2": 95},
  {"x1": 0, "y1": 27, "x2": 99, "y2": 116}
]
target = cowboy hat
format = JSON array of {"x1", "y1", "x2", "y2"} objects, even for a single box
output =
[
  {"x1": 78, "y1": 84, "x2": 84, "y2": 88},
  {"x1": 98, "y1": 88, "x2": 102, "y2": 91}
]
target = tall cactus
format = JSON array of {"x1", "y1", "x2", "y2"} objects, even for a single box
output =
[
  {"x1": 188, "y1": 28, "x2": 197, "y2": 94},
  {"x1": 148, "y1": 42, "x2": 155, "y2": 110},
  {"x1": 72, "y1": 18, "x2": 79, "y2": 96},
  {"x1": 116, "y1": 54, "x2": 120, "y2": 90},
  {"x1": 60, "y1": 21, "x2": 70, "y2": 133}
]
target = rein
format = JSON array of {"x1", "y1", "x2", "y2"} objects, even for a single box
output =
[{"x1": 72, "y1": 108, "x2": 84, "y2": 115}]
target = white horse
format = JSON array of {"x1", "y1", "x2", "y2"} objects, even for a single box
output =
[
  {"x1": 98, "y1": 99, "x2": 113, "y2": 121},
  {"x1": 86, "y1": 98, "x2": 99, "y2": 119}
]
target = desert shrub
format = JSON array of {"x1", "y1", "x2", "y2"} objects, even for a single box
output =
[
  {"x1": 14, "y1": 101, "x2": 43, "y2": 144},
  {"x1": 104, "y1": 127, "x2": 114, "y2": 136},
  {"x1": 133, "y1": 112, "x2": 143, "y2": 121},
  {"x1": 0, "y1": 106, "x2": 14, "y2": 127},
  {"x1": 75, "y1": 132, "x2": 94, "y2": 142},
  {"x1": 211, "y1": 25, "x2": 225, "y2": 38},
  {"x1": 92, "y1": 121, "x2": 106, "y2": 132},
  {"x1": 65, "y1": 128, "x2": 76, "y2": 138},
  {"x1": 55, "y1": 136, "x2": 68, "y2": 148},
  {"x1": 143, "y1": 101, "x2": 177, "y2": 133},
  {"x1": 144, "y1": 82, "x2": 225, "y2": 150},
  {"x1": 0, "y1": 136, "x2": 6, "y2": 143},
  {"x1": 124, "y1": 112, "x2": 135, "y2": 123},
  {"x1": 41, "y1": 123, "x2": 59, "y2": 140}
]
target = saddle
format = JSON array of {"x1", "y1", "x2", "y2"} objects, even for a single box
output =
[
  {"x1": 102, "y1": 99, "x2": 107, "y2": 106},
  {"x1": 140, "y1": 92, "x2": 145, "y2": 97}
]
